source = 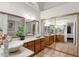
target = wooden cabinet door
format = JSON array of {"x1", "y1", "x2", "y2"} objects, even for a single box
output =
[
  {"x1": 27, "y1": 45, "x2": 35, "y2": 51},
  {"x1": 27, "y1": 41, "x2": 35, "y2": 51},
  {"x1": 27, "y1": 41, "x2": 34, "y2": 46},
  {"x1": 55, "y1": 35, "x2": 64, "y2": 42},
  {"x1": 23, "y1": 41, "x2": 35, "y2": 52},
  {"x1": 54, "y1": 35, "x2": 56, "y2": 42},
  {"x1": 51, "y1": 36, "x2": 54, "y2": 43},
  {"x1": 34, "y1": 39, "x2": 41, "y2": 53},
  {"x1": 55, "y1": 35, "x2": 57, "y2": 42},
  {"x1": 59, "y1": 35, "x2": 64, "y2": 42},
  {"x1": 49, "y1": 36, "x2": 54, "y2": 45},
  {"x1": 49, "y1": 36, "x2": 52, "y2": 45},
  {"x1": 57, "y1": 35, "x2": 60, "y2": 42},
  {"x1": 45, "y1": 36, "x2": 50, "y2": 45},
  {"x1": 40, "y1": 38, "x2": 45, "y2": 50},
  {"x1": 23, "y1": 43, "x2": 28, "y2": 48}
]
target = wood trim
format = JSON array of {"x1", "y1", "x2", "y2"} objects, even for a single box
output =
[
  {"x1": 51, "y1": 12, "x2": 79, "y2": 19},
  {"x1": 42, "y1": 12, "x2": 79, "y2": 20},
  {"x1": 0, "y1": 11, "x2": 25, "y2": 19},
  {"x1": 77, "y1": 13, "x2": 79, "y2": 56}
]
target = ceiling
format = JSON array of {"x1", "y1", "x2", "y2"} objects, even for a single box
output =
[
  {"x1": 25, "y1": 2, "x2": 39, "y2": 11},
  {"x1": 37, "y1": 2, "x2": 67, "y2": 11},
  {"x1": 25, "y1": 2, "x2": 68, "y2": 11}
]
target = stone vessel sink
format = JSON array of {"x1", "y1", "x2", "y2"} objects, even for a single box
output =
[
  {"x1": 8, "y1": 40, "x2": 24, "y2": 52},
  {"x1": 2, "y1": 40, "x2": 24, "y2": 53}
]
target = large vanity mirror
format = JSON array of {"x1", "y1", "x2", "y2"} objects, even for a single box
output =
[
  {"x1": 8, "y1": 15, "x2": 25, "y2": 37},
  {"x1": 42, "y1": 14, "x2": 77, "y2": 56},
  {"x1": 26, "y1": 20, "x2": 39, "y2": 36},
  {"x1": 0, "y1": 12, "x2": 25, "y2": 38},
  {"x1": 43, "y1": 19, "x2": 56, "y2": 35}
]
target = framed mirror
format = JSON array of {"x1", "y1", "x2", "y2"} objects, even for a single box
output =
[{"x1": 26, "y1": 20, "x2": 39, "y2": 36}]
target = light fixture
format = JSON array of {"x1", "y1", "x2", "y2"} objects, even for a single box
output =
[
  {"x1": 44, "y1": 20, "x2": 50, "y2": 26},
  {"x1": 25, "y1": 15, "x2": 31, "y2": 19},
  {"x1": 25, "y1": 14, "x2": 36, "y2": 21}
]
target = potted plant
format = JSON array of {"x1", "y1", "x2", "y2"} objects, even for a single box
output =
[
  {"x1": 48, "y1": 25, "x2": 54, "y2": 34},
  {"x1": 17, "y1": 24, "x2": 25, "y2": 40}
]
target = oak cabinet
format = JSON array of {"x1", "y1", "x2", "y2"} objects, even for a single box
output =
[
  {"x1": 54, "y1": 35, "x2": 56, "y2": 42},
  {"x1": 27, "y1": 45, "x2": 35, "y2": 51},
  {"x1": 23, "y1": 35, "x2": 55, "y2": 54},
  {"x1": 49, "y1": 35, "x2": 54, "y2": 44},
  {"x1": 34, "y1": 39, "x2": 41, "y2": 53},
  {"x1": 44, "y1": 35, "x2": 54, "y2": 45},
  {"x1": 55, "y1": 35, "x2": 64, "y2": 42},
  {"x1": 27, "y1": 41, "x2": 34, "y2": 46},
  {"x1": 40, "y1": 38, "x2": 46, "y2": 50},
  {"x1": 44, "y1": 36, "x2": 50, "y2": 45},
  {"x1": 23, "y1": 41, "x2": 35, "y2": 51},
  {"x1": 59, "y1": 35, "x2": 64, "y2": 42},
  {"x1": 23, "y1": 43, "x2": 28, "y2": 48},
  {"x1": 56, "y1": 35, "x2": 60, "y2": 42}
]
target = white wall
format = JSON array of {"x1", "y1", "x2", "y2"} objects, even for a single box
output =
[
  {"x1": 0, "y1": 2, "x2": 40, "y2": 35},
  {"x1": 0, "y1": 13, "x2": 8, "y2": 34},
  {"x1": 41, "y1": 3, "x2": 79, "y2": 19},
  {"x1": 43, "y1": 2, "x2": 66, "y2": 10},
  {"x1": 0, "y1": 14, "x2": 3, "y2": 29},
  {"x1": 2, "y1": 14, "x2": 8, "y2": 34},
  {"x1": 0, "y1": 2, "x2": 39, "y2": 20}
]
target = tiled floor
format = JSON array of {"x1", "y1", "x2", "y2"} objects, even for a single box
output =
[
  {"x1": 49, "y1": 42, "x2": 77, "y2": 56},
  {"x1": 34, "y1": 42, "x2": 77, "y2": 57}
]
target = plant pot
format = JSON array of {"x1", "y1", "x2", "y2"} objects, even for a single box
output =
[{"x1": 19, "y1": 36, "x2": 25, "y2": 40}]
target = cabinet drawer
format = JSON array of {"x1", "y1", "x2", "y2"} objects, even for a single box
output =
[
  {"x1": 27, "y1": 41, "x2": 34, "y2": 46},
  {"x1": 23, "y1": 41, "x2": 35, "y2": 51},
  {"x1": 34, "y1": 43, "x2": 41, "y2": 53},
  {"x1": 55, "y1": 35, "x2": 64, "y2": 42},
  {"x1": 23, "y1": 43, "x2": 28, "y2": 47},
  {"x1": 27, "y1": 45, "x2": 34, "y2": 51},
  {"x1": 45, "y1": 37, "x2": 50, "y2": 45},
  {"x1": 40, "y1": 38, "x2": 45, "y2": 50},
  {"x1": 34, "y1": 39, "x2": 41, "y2": 44},
  {"x1": 59, "y1": 35, "x2": 64, "y2": 42},
  {"x1": 40, "y1": 38, "x2": 45, "y2": 42},
  {"x1": 41, "y1": 41, "x2": 45, "y2": 50}
]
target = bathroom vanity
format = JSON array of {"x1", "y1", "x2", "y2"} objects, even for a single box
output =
[
  {"x1": 23, "y1": 34, "x2": 64, "y2": 54},
  {"x1": 0, "y1": 34, "x2": 64, "y2": 57},
  {"x1": 23, "y1": 35, "x2": 55, "y2": 54},
  {"x1": 23, "y1": 37, "x2": 46, "y2": 54}
]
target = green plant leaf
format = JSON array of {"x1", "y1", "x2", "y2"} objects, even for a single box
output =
[{"x1": 17, "y1": 23, "x2": 25, "y2": 36}]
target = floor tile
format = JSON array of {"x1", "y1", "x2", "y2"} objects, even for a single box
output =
[{"x1": 34, "y1": 42, "x2": 77, "y2": 57}]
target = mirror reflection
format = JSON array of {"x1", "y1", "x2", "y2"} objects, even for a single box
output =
[{"x1": 42, "y1": 15, "x2": 77, "y2": 56}]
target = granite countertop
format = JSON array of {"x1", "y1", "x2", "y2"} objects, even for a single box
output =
[
  {"x1": 0, "y1": 47, "x2": 34, "y2": 57},
  {"x1": 44, "y1": 34, "x2": 64, "y2": 36},
  {"x1": 12, "y1": 36, "x2": 45, "y2": 43}
]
